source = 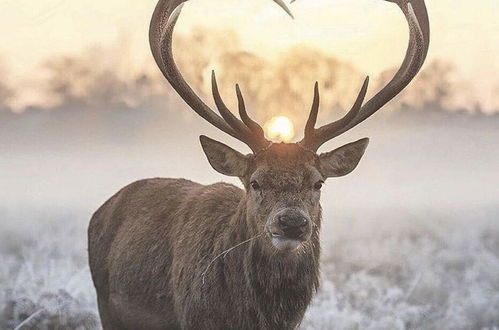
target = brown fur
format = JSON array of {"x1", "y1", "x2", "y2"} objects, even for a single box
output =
[{"x1": 89, "y1": 141, "x2": 368, "y2": 329}]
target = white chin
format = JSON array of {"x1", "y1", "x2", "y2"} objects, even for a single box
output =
[{"x1": 271, "y1": 236, "x2": 302, "y2": 251}]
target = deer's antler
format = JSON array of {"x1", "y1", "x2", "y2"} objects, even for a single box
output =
[
  {"x1": 150, "y1": 0, "x2": 429, "y2": 153},
  {"x1": 149, "y1": 0, "x2": 292, "y2": 153},
  {"x1": 300, "y1": 0, "x2": 430, "y2": 151}
]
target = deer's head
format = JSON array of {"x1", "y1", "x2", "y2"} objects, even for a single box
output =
[{"x1": 150, "y1": 0, "x2": 429, "y2": 252}]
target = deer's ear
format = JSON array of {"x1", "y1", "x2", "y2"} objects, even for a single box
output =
[
  {"x1": 319, "y1": 138, "x2": 369, "y2": 178},
  {"x1": 200, "y1": 135, "x2": 248, "y2": 177}
]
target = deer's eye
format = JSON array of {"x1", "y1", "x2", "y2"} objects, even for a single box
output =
[
  {"x1": 250, "y1": 181, "x2": 261, "y2": 190},
  {"x1": 314, "y1": 180, "x2": 324, "y2": 191}
]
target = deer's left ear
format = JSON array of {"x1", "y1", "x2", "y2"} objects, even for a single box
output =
[{"x1": 319, "y1": 138, "x2": 369, "y2": 178}]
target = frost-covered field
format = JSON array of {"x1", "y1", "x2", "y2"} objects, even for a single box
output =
[
  {"x1": 302, "y1": 207, "x2": 499, "y2": 330},
  {"x1": 1, "y1": 206, "x2": 498, "y2": 330},
  {"x1": 0, "y1": 212, "x2": 98, "y2": 329}
]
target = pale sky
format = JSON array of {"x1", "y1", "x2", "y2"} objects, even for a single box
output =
[{"x1": 1, "y1": 0, "x2": 498, "y2": 110}]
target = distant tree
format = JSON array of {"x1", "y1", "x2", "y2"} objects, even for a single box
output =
[
  {"x1": 492, "y1": 83, "x2": 499, "y2": 113},
  {"x1": 175, "y1": 27, "x2": 241, "y2": 100},
  {"x1": 374, "y1": 59, "x2": 458, "y2": 112},
  {"x1": 216, "y1": 51, "x2": 269, "y2": 122},
  {"x1": 42, "y1": 48, "x2": 173, "y2": 110},
  {"x1": 43, "y1": 55, "x2": 93, "y2": 108},
  {"x1": 268, "y1": 47, "x2": 362, "y2": 126},
  {"x1": 0, "y1": 63, "x2": 14, "y2": 112},
  {"x1": 0, "y1": 83, "x2": 13, "y2": 112},
  {"x1": 409, "y1": 60, "x2": 456, "y2": 110}
]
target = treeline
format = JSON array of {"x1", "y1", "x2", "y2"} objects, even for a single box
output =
[{"x1": 0, "y1": 27, "x2": 497, "y2": 125}]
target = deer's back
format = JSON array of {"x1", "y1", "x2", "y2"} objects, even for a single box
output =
[{"x1": 88, "y1": 178, "x2": 244, "y2": 329}]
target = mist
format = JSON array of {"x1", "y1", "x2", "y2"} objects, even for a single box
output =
[{"x1": 1, "y1": 31, "x2": 498, "y2": 329}]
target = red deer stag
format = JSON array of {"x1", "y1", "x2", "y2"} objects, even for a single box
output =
[{"x1": 88, "y1": 0, "x2": 430, "y2": 328}]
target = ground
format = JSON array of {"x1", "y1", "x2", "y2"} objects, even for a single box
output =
[{"x1": 1, "y1": 206, "x2": 498, "y2": 330}]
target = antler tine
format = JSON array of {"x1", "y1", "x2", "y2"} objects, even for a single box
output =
[
  {"x1": 273, "y1": 0, "x2": 295, "y2": 19},
  {"x1": 301, "y1": 0, "x2": 430, "y2": 151},
  {"x1": 150, "y1": 0, "x2": 272, "y2": 152},
  {"x1": 235, "y1": 84, "x2": 266, "y2": 139},
  {"x1": 303, "y1": 82, "x2": 320, "y2": 142},
  {"x1": 211, "y1": 72, "x2": 252, "y2": 136}
]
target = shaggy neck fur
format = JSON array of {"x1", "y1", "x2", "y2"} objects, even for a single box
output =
[{"x1": 215, "y1": 198, "x2": 321, "y2": 329}]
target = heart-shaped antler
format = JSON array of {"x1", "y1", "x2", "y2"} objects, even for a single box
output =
[{"x1": 150, "y1": 0, "x2": 430, "y2": 153}]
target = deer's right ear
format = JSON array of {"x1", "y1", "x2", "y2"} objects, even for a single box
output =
[{"x1": 200, "y1": 135, "x2": 248, "y2": 177}]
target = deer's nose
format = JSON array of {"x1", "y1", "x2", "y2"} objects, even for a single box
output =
[{"x1": 276, "y1": 210, "x2": 309, "y2": 240}]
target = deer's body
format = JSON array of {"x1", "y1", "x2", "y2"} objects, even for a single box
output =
[
  {"x1": 89, "y1": 0, "x2": 429, "y2": 328},
  {"x1": 89, "y1": 177, "x2": 319, "y2": 329}
]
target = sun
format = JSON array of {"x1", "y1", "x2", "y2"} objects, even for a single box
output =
[{"x1": 264, "y1": 116, "x2": 295, "y2": 142}]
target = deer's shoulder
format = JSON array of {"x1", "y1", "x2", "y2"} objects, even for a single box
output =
[{"x1": 186, "y1": 181, "x2": 245, "y2": 208}]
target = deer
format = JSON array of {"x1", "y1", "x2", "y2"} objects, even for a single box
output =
[{"x1": 88, "y1": 0, "x2": 430, "y2": 329}]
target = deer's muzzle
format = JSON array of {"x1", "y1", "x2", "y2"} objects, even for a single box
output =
[{"x1": 266, "y1": 208, "x2": 312, "y2": 251}]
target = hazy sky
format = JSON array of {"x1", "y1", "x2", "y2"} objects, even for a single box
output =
[{"x1": 1, "y1": 0, "x2": 498, "y2": 110}]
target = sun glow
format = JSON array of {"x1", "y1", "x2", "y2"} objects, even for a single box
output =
[{"x1": 264, "y1": 116, "x2": 295, "y2": 142}]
